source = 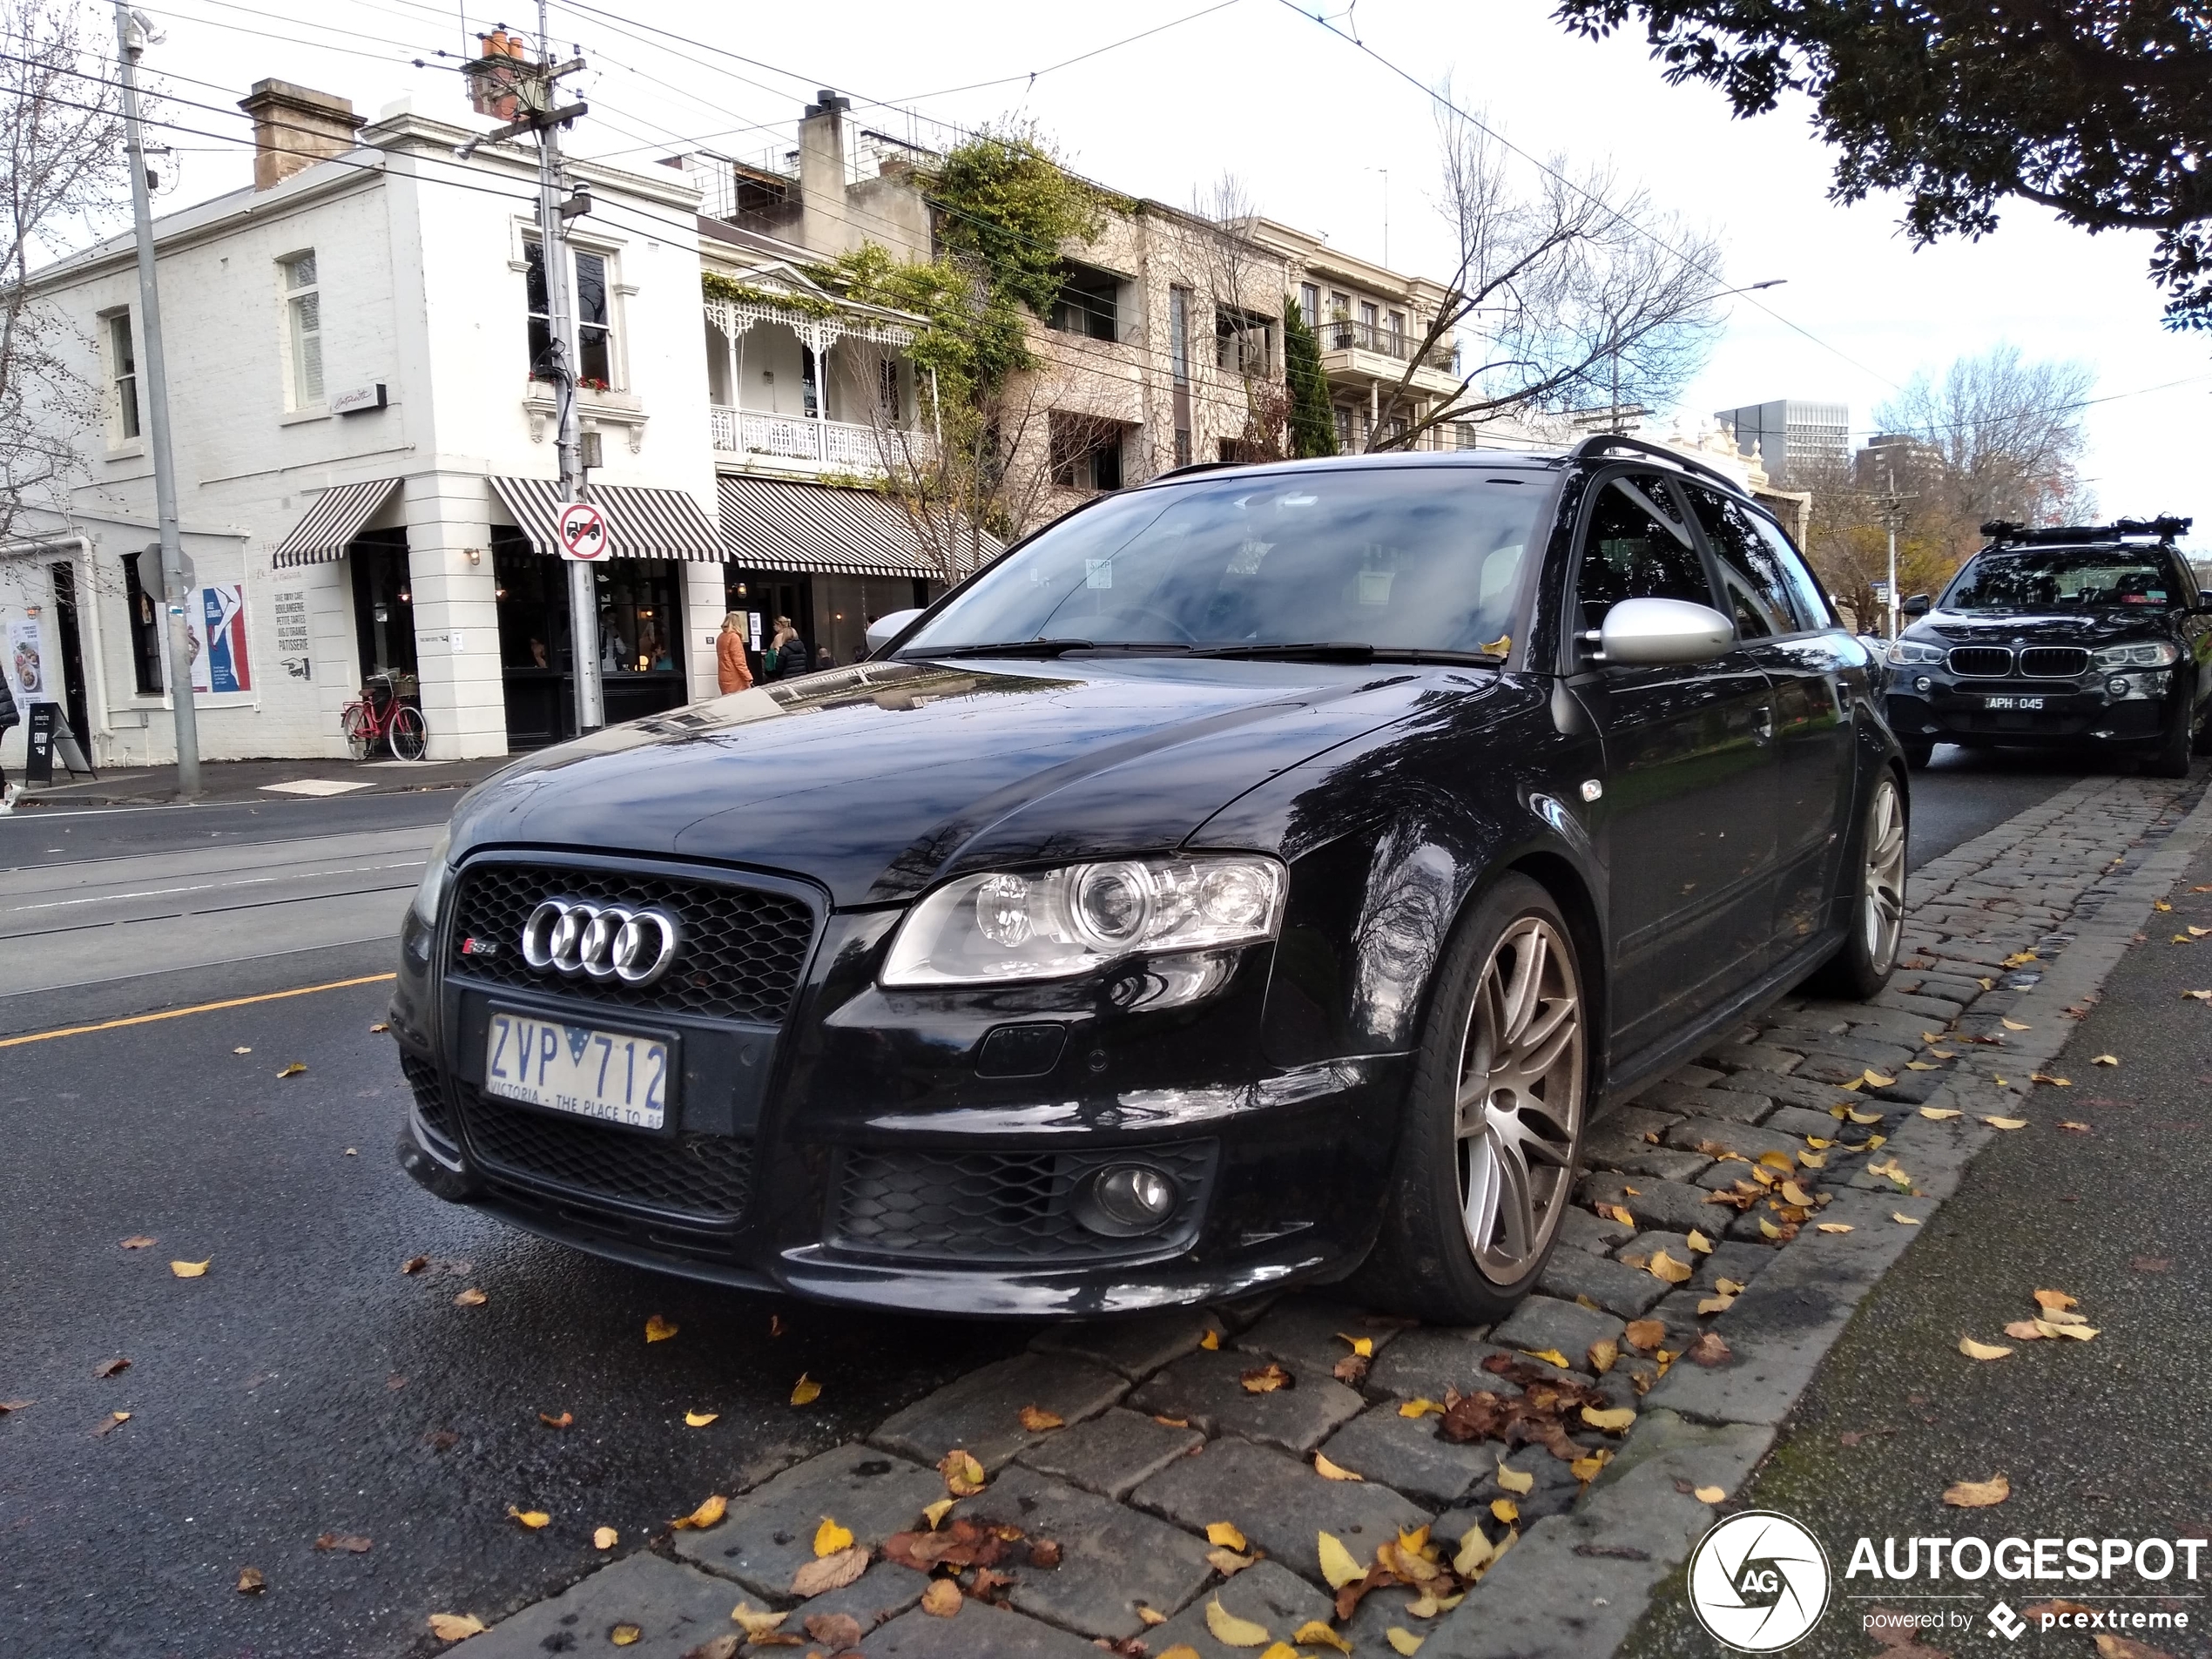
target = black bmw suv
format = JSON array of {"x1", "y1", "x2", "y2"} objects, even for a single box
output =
[
  {"x1": 392, "y1": 437, "x2": 1906, "y2": 1324},
  {"x1": 1885, "y1": 516, "x2": 2208, "y2": 774}
]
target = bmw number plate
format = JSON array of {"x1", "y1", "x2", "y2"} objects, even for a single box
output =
[
  {"x1": 1982, "y1": 695, "x2": 2045, "y2": 711},
  {"x1": 484, "y1": 1011, "x2": 670, "y2": 1129}
]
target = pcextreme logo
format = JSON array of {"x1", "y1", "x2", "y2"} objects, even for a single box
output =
[{"x1": 1687, "y1": 1510, "x2": 1832, "y2": 1651}]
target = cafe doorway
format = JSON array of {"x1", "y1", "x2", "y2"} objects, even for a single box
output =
[
  {"x1": 349, "y1": 528, "x2": 420, "y2": 696},
  {"x1": 494, "y1": 536, "x2": 691, "y2": 747}
]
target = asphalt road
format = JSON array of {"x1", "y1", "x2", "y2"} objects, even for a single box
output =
[
  {"x1": 0, "y1": 750, "x2": 2110, "y2": 1657},
  {"x1": 1622, "y1": 818, "x2": 2212, "y2": 1658}
]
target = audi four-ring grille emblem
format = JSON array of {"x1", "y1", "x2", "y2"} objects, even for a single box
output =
[{"x1": 520, "y1": 898, "x2": 684, "y2": 987}]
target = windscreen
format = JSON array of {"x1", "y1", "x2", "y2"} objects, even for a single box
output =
[
  {"x1": 900, "y1": 469, "x2": 1548, "y2": 655},
  {"x1": 1944, "y1": 548, "x2": 2182, "y2": 610}
]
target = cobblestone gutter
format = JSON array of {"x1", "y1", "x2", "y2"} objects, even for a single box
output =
[{"x1": 451, "y1": 772, "x2": 2209, "y2": 1659}]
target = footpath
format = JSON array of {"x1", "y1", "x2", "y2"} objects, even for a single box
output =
[
  {"x1": 9, "y1": 753, "x2": 507, "y2": 808},
  {"x1": 420, "y1": 769, "x2": 2209, "y2": 1659}
]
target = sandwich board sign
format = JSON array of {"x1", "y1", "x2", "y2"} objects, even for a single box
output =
[{"x1": 556, "y1": 501, "x2": 609, "y2": 562}]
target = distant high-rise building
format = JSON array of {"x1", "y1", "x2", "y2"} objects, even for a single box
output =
[{"x1": 1713, "y1": 399, "x2": 1850, "y2": 482}]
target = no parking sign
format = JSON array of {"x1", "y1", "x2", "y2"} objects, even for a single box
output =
[{"x1": 556, "y1": 500, "x2": 610, "y2": 561}]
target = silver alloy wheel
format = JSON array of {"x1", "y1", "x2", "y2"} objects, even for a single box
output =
[
  {"x1": 1862, "y1": 776, "x2": 1907, "y2": 974},
  {"x1": 1454, "y1": 914, "x2": 1584, "y2": 1285}
]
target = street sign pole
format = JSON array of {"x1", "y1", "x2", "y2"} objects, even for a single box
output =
[{"x1": 113, "y1": 3, "x2": 199, "y2": 798}]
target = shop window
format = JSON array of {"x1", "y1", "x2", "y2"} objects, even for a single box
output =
[
  {"x1": 120, "y1": 549, "x2": 162, "y2": 693},
  {"x1": 280, "y1": 250, "x2": 323, "y2": 408},
  {"x1": 593, "y1": 559, "x2": 683, "y2": 676},
  {"x1": 525, "y1": 242, "x2": 616, "y2": 389}
]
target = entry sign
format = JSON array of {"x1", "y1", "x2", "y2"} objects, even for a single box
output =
[{"x1": 556, "y1": 500, "x2": 610, "y2": 562}]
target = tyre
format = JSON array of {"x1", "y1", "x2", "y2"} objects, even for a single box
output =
[
  {"x1": 1901, "y1": 740, "x2": 1933, "y2": 770},
  {"x1": 388, "y1": 704, "x2": 429, "y2": 762},
  {"x1": 341, "y1": 703, "x2": 374, "y2": 761},
  {"x1": 2148, "y1": 688, "x2": 2195, "y2": 777},
  {"x1": 1361, "y1": 873, "x2": 1588, "y2": 1325},
  {"x1": 1809, "y1": 770, "x2": 1906, "y2": 1000}
]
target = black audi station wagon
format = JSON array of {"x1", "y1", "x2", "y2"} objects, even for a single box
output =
[
  {"x1": 1886, "y1": 516, "x2": 2208, "y2": 773},
  {"x1": 393, "y1": 437, "x2": 1907, "y2": 1323}
]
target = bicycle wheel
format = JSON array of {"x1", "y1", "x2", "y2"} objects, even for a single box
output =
[
  {"x1": 387, "y1": 703, "x2": 428, "y2": 762},
  {"x1": 341, "y1": 703, "x2": 374, "y2": 761}
]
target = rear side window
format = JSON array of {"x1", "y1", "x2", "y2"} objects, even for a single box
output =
[
  {"x1": 1574, "y1": 472, "x2": 1710, "y2": 631},
  {"x1": 1683, "y1": 483, "x2": 1804, "y2": 636}
]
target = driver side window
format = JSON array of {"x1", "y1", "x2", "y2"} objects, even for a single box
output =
[{"x1": 1575, "y1": 472, "x2": 1712, "y2": 632}]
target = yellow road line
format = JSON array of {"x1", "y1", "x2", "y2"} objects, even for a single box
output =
[{"x1": 0, "y1": 973, "x2": 398, "y2": 1049}]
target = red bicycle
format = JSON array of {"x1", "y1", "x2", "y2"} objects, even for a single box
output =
[{"x1": 341, "y1": 672, "x2": 428, "y2": 761}]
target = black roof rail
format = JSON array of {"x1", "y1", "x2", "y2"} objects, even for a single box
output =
[
  {"x1": 1150, "y1": 460, "x2": 1244, "y2": 482},
  {"x1": 1981, "y1": 516, "x2": 2194, "y2": 546},
  {"x1": 1569, "y1": 432, "x2": 1746, "y2": 495}
]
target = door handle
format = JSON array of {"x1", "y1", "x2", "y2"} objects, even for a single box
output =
[{"x1": 1757, "y1": 705, "x2": 1776, "y2": 742}]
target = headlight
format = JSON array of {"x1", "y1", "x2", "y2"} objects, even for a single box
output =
[
  {"x1": 411, "y1": 827, "x2": 453, "y2": 928},
  {"x1": 2091, "y1": 640, "x2": 2180, "y2": 670},
  {"x1": 880, "y1": 854, "x2": 1287, "y2": 988},
  {"x1": 1887, "y1": 639, "x2": 1946, "y2": 665}
]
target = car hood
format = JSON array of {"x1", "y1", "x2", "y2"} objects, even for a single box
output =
[
  {"x1": 445, "y1": 658, "x2": 1463, "y2": 905},
  {"x1": 1915, "y1": 608, "x2": 2179, "y2": 647}
]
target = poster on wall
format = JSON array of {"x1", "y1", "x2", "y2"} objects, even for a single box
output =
[
  {"x1": 187, "y1": 585, "x2": 252, "y2": 695},
  {"x1": 6, "y1": 617, "x2": 44, "y2": 700}
]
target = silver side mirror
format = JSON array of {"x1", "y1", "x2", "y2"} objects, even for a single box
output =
[
  {"x1": 1595, "y1": 597, "x2": 1735, "y2": 666},
  {"x1": 864, "y1": 609, "x2": 924, "y2": 656}
]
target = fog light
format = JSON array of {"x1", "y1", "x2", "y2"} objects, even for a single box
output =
[
  {"x1": 2107, "y1": 677, "x2": 2130, "y2": 697},
  {"x1": 1075, "y1": 1163, "x2": 1179, "y2": 1237},
  {"x1": 1914, "y1": 676, "x2": 1932, "y2": 693}
]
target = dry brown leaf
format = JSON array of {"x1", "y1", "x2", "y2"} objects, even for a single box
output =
[
  {"x1": 681, "y1": 1638, "x2": 739, "y2": 1659},
  {"x1": 1622, "y1": 1319, "x2": 1664, "y2": 1352},
  {"x1": 1685, "y1": 1332, "x2": 1732, "y2": 1367},
  {"x1": 1983, "y1": 1116, "x2": 2029, "y2": 1130},
  {"x1": 1893, "y1": 1211, "x2": 1923, "y2": 1225},
  {"x1": 1942, "y1": 1474, "x2": 2011, "y2": 1508},
  {"x1": 788, "y1": 1372, "x2": 821, "y2": 1406},
  {"x1": 2093, "y1": 1635, "x2": 2180, "y2": 1659},
  {"x1": 1155, "y1": 1413, "x2": 1192, "y2": 1427},
  {"x1": 93, "y1": 1410, "x2": 130, "y2": 1436},
  {"x1": 685, "y1": 1410, "x2": 718, "y2": 1428},
  {"x1": 1586, "y1": 1339, "x2": 1618, "y2": 1374},
  {"x1": 538, "y1": 1411, "x2": 572, "y2": 1429},
  {"x1": 1606, "y1": 1204, "x2": 1635, "y2": 1226},
  {"x1": 730, "y1": 1604, "x2": 788, "y2": 1639},
  {"x1": 594, "y1": 1526, "x2": 617, "y2": 1549},
  {"x1": 804, "y1": 1611, "x2": 866, "y2": 1651},
  {"x1": 453, "y1": 1287, "x2": 487, "y2": 1307},
  {"x1": 920, "y1": 1578, "x2": 964, "y2": 1618},
  {"x1": 120, "y1": 1236, "x2": 155, "y2": 1250},
  {"x1": 670, "y1": 1494, "x2": 727, "y2": 1530},
  {"x1": 1017, "y1": 1404, "x2": 1064, "y2": 1432},
  {"x1": 1314, "y1": 1452, "x2": 1363, "y2": 1481},
  {"x1": 792, "y1": 1545, "x2": 869, "y2": 1599},
  {"x1": 2060, "y1": 1121, "x2": 2092, "y2": 1132},
  {"x1": 277, "y1": 1062, "x2": 307, "y2": 1078},
  {"x1": 2004, "y1": 1319, "x2": 2047, "y2": 1339},
  {"x1": 93, "y1": 1357, "x2": 130, "y2": 1379},
  {"x1": 401, "y1": 1255, "x2": 429, "y2": 1274},
  {"x1": 1204, "y1": 1596, "x2": 1271, "y2": 1646},
  {"x1": 1815, "y1": 1222, "x2": 1853, "y2": 1234},
  {"x1": 1332, "y1": 1352, "x2": 1371, "y2": 1385},
  {"x1": 507, "y1": 1507, "x2": 549, "y2": 1530},
  {"x1": 2093, "y1": 1054, "x2": 2120, "y2": 1065},
  {"x1": 2033, "y1": 1288, "x2": 2076, "y2": 1312},
  {"x1": 1136, "y1": 1607, "x2": 1170, "y2": 1628},
  {"x1": 939, "y1": 1448, "x2": 987, "y2": 1496},
  {"x1": 610, "y1": 1624, "x2": 641, "y2": 1647},
  {"x1": 170, "y1": 1258, "x2": 210, "y2": 1278},
  {"x1": 814, "y1": 1517, "x2": 853, "y2": 1557},
  {"x1": 1693, "y1": 1486, "x2": 1725, "y2": 1503},
  {"x1": 1959, "y1": 1338, "x2": 2013, "y2": 1360},
  {"x1": 314, "y1": 1532, "x2": 372, "y2": 1552},
  {"x1": 1240, "y1": 1361, "x2": 1293, "y2": 1394},
  {"x1": 644, "y1": 1313, "x2": 678, "y2": 1343},
  {"x1": 428, "y1": 1613, "x2": 486, "y2": 1641}
]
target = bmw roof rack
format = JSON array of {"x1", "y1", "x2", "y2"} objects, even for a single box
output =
[
  {"x1": 1569, "y1": 432, "x2": 1745, "y2": 494},
  {"x1": 1979, "y1": 516, "x2": 2194, "y2": 545}
]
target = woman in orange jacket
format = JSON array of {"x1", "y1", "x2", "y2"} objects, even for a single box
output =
[{"x1": 716, "y1": 612, "x2": 754, "y2": 694}]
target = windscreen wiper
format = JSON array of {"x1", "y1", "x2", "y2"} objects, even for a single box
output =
[
  {"x1": 896, "y1": 639, "x2": 1097, "y2": 659},
  {"x1": 1181, "y1": 642, "x2": 1503, "y2": 665}
]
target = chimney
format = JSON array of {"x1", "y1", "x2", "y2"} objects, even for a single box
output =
[
  {"x1": 237, "y1": 79, "x2": 363, "y2": 192},
  {"x1": 798, "y1": 90, "x2": 853, "y2": 256}
]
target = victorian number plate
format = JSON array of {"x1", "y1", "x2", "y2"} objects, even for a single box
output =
[
  {"x1": 485, "y1": 1011, "x2": 670, "y2": 1129},
  {"x1": 1982, "y1": 695, "x2": 2045, "y2": 711}
]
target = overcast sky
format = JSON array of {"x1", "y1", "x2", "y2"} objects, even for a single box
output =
[{"x1": 125, "y1": 0, "x2": 2209, "y2": 543}]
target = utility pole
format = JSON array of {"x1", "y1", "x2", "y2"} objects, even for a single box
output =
[
  {"x1": 1878, "y1": 461, "x2": 1915, "y2": 641},
  {"x1": 112, "y1": 3, "x2": 199, "y2": 798}
]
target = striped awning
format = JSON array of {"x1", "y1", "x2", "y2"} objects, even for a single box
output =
[
  {"x1": 271, "y1": 478, "x2": 401, "y2": 569},
  {"x1": 489, "y1": 477, "x2": 725, "y2": 562},
  {"x1": 718, "y1": 475, "x2": 995, "y2": 579}
]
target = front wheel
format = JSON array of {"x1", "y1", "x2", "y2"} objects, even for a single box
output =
[
  {"x1": 1810, "y1": 770, "x2": 1906, "y2": 999},
  {"x1": 387, "y1": 704, "x2": 428, "y2": 762},
  {"x1": 1361, "y1": 874, "x2": 1588, "y2": 1325}
]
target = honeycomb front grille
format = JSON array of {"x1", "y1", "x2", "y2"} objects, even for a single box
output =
[
  {"x1": 829, "y1": 1142, "x2": 1217, "y2": 1264},
  {"x1": 1947, "y1": 646, "x2": 2013, "y2": 678},
  {"x1": 457, "y1": 1084, "x2": 755, "y2": 1222},
  {"x1": 2020, "y1": 646, "x2": 2090, "y2": 678},
  {"x1": 448, "y1": 861, "x2": 816, "y2": 1024}
]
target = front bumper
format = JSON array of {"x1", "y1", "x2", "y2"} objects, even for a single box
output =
[
  {"x1": 390, "y1": 860, "x2": 1407, "y2": 1316},
  {"x1": 1885, "y1": 675, "x2": 2175, "y2": 748}
]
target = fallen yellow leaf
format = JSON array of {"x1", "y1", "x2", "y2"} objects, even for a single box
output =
[
  {"x1": 1943, "y1": 1474, "x2": 2011, "y2": 1508},
  {"x1": 1136, "y1": 1608, "x2": 1169, "y2": 1627},
  {"x1": 610, "y1": 1624, "x2": 641, "y2": 1646},
  {"x1": 1258, "y1": 1644, "x2": 1302, "y2": 1659},
  {"x1": 1207, "y1": 1521, "x2": 1249, "y2": 1551},
  {"x1": 453, "y1": 1287, "x2": 486, "y2": 1307},
  {"x1": 1209, "y1": 1546, "x2": 1254, "y2": 1577},
  {"x1": 1491, "y1": 1498, "x2": 1520, "y2": 1523},
  {"x1": 1199, "y1": 1329, "x2": 1221, "y2": 1350},
  {"x1": 1582, "y1": 1405, "x2": 1636, "y2": 1432},
  {"x1": 1494, "y1": 1460, "x2": 1535, "y2": 1495},
  {"x1": 644, "y1": 1314, "x2": 678, "y2": 1343},
  {"x1": 593, "y1": 1526, "x2": 617, "y2": 1549},
  {"x1": 1337, "y1": 1333, "x2": 1375, "y2": 1358},
  {"x1": 1959, "y1": 1337, "x2": 2013, "y2": 1360},
  {"x1": 2039, "y1": 1319, "x2": 2100, "y2": 1340},
  {"x1": 1983, "y1": 1116, "x2": 2029, "y2": 1130},
  {"x1": 277, "y1": 1062, "x2": 307, "y2": 1078},
  {"x1": 1570, "y1": 1452, "x2": 1611, "y2": 1482},
  {"x1": 1893, "y1": 1211, "x2": 1922, "y2": 1225},
  {"x1": 1606, "y1": 1204, "x2": 1635, "y2": 1227},
  {"x1": 1386, "y1": 1629, "x2": 1425, "y2": 1656},
  {"x1": 1815, "y1": 1222, "x2": 1853, "y2": 1234},
  {"x1": 233, "y1": 1046, "x2": 252, "y2": 1055},
  {"x1": 1862, "y1": 1069, "x2": 1897, "y2": 1087},
  {"x1": 170, "y1": 1258, "x2": 210, "y2": 1278},
  {"x1": 1294, "y1": 1622, "x2": 1354, "y2": 1656},
  {"x1": 1716, "y1": 1278, "x2": 1745, "y2": 1295},
  {"x1": 2033, "y1": 1288, "x2": 2077, "y2": 1312},
  {"x1": 1693, "y1": 1485, "x2": 1726, "y2": 1503},
  {"x1": 1318, "y1": 1530, "x2": 1366, "y2": 1588},
  {"x1": 1797, "y1": 1150, "x2": 1826, "y2": 1168},
  {"x1": 1919, "y1": 1107, "x2": 1962, "y2": 1122},
  {"x1": 1905, "y1": 1062, "x2": 1938, "y2": 1071},
  {"x1": 921, "y1": 1578, "x2": 963, "y2": 1619},
  {"x1": 1779, "y1": 1182, "x2": 1817, "y2": 1207},
  {"x1": 1204, "y1": 1597, "x2": 1271, "y2": 1646},
  {"x1": 731, "y1": 1603, "x2": 789, "y2": 1639},
  {"x1": 790, "y1": 1373, "x2": 821, "y2": 1406},
  {"x1": 813, "y1": 1516, "x2": 853, "y2": 1557},
  {"x1": 2092, "y1": 1054, "x2": 2119, "y2": 1066},
  {"x1": 670, "y1": 1494, "x2": 727, "y2": 1530},
  {"x1": 1697, "y1": 1293, "x2": 1736, "y2": 1315},
  {"x1": 1518, "y1": 1347, "x2": 1571, "y2": 1368},
  {"x1": 508, "y1": 1506, "x2": 550, "y2": 1529},
  {"x1": 1846, "y1": 1109, "x2": 1884, "y2": 1125},
  {"x1": 1685, "y1": 1230, "x2": 1714, "y2": 1254},
  {"x1": 1757, "y1": 1150, "x2": 1795, "y2": 1172},
  {"x1": 939, "y1": 1449, "x2": 986, "y2": 1496},
  {"x1": 1399, "y1": 1398, "x2": 1444, "y2": 1418},
  {"x1": 1314, "y1": 1452, "x2": 1363, "y2": 1481},
  {"x1": 1240, "y1": 1361, "x2": 1292, "y2": 1394},
  {"x1": 2031, "y1": 1073, "x2": 2071, "y2": 1087},
  {"x1": 235, "y1": 1566, "x2": 265, "y2": 1594},
  {"x1": 2000, "y1": 1018, "x2": 2031, "y2": 1031},
  {"x1": 1649, "y1": 1250, "x2": 1692, "y2": 1285},
  {"x1": 428, "y1": 1613, "x2": 486, "y2": 1641},
  {"x1": 685, "y1": 1410, "x2": 718, "y2": 1428},
  {"x1": 1017, "y1": 1404, "x2": 1064, "y2": 1432},
  {"x1": 1454, "y1": 1526, "x2": 1494, "y2": 1575},
  {"x1": 120, "y1": 1235, "x2": 156, "y2": 1250},
  {"x1": 1758, "y1": 1217, "x2": 1784, "y2": 1239},
  {"x1": 922, "y1": 1498, "x2": 955, "y2": 1529},
  {"x1": 1587, "y1": 1339, "x2": 1619, "y2": 1374}
]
